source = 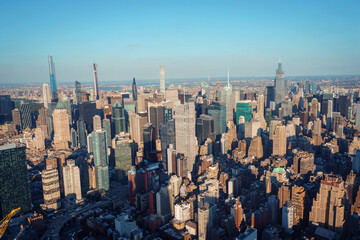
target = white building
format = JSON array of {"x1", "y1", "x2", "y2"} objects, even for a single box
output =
[
  {"x1": 174, "y1": 202, "x2": 191, "y2": 222},
  {"x1": 63, "y1": 160, "x2": 82, "y2": 201}
]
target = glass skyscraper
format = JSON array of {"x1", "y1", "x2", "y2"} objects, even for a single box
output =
[
  {"x1": 112, "y1": 102, "x2": 126, "y2": 135},
  {"x1": 48, "y1": 56, "x2": 58, "y2": 101},
  {"x1": 274, "y1": 60, "x2": 285, "y2": 106},
  {"x1": 91, "y1": 130, "x2": 109, "y2": 190},
  {"x1": 75, "y1": 81, "x2": 82, "y2": 104},
  {"x1": 207, "y1": 102, "x2": 226, "y2": 138}
]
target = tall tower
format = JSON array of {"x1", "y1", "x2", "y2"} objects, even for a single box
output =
[
  {"x1": 48, "y1": 56, "x2": 58, "y2": 102},
  {"x1": 274, "y1": 59, "x2": 285, "y2": 106},
  {"x1": 219, "y1": 68, "x2": 233, "y2": 122},
  {"x1": 52, "y1": 101, "x2": 71, "y2": 150},
  {"x1": 175, "y1": 102, "x2": 197, "y2": 174},
  {"x1": 63, "y1": 160, "x2": 82, "y2": 201},
  {"x1": 93, "y1": 63, "x2": 99, "y2": 100},
  {"x1": 42, "y1": 83, "x2": 51, "y2": 109},
  {"x1": 75, "y1": 81, "x2": 82, "y2": 104},
  {"x1": 132, "y1": 78, "x2": 138, "y2": 101},
  {"x1": 160, "y1": 65, "x2": 165, "y2": 95},
  {"x1": 91, "y1": 129, "x2": 109, "y2": 190},
  {"x1": 273, "y1": 124, "x2": 287, "y2": 156}
]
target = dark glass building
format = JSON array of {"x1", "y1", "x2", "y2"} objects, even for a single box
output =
[
  {"x1": 0, "y1": 144, "x2": 32, "y2": 218},
  {"x1": 20, "y1": 101, "x2": 32, "y2": 129},
  {"x1": 196, "y1": 114, "x2": 215, "y2": 145},
  {"x1": 111, "y1": 102, "x2": 126, "y2": 135}
]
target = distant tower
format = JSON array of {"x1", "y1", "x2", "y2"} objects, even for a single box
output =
[
  {"x1": 93, "y1": 63, "x2": 99, "y2": 100},
  {"x1": 48, "y1": 56, "x2": 58, "y2": 102},
  {"x1": 75, "y1": 81, "x2": 82, "y2": 104},
  {"x1": 274, "y1": 59, "x2": 285, "y2": 106},
  {"x1": 91, "y1": 129, "x2": 109, "y2": 190},
  {"x1": 42, "y1": 83, "x2": 50, "y2": 109},
  {"x1": 160, "y1": 65, "x2": 165, "y2": 95},
  {"x1": 132, "y1": 78, "x2": 138, "y2": 101},
  {"x1": 20, "y1": 101, "x2": 32, "y2": 129}
]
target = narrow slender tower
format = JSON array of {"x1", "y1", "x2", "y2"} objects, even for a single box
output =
[
  {"x1": 132, "y1": 78, "x2": 138, "y2": 101},
  {"x1": 160, "y1": 65, "x2": 165, "y2": 95},
  {"x1": 48, "y1": 56, "x2": 58, "y2": 102},
  {"x1": 93, "y1": 63, "x2": 99, "y2": 100}
]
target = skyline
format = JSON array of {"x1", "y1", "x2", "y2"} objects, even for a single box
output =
[{"x1": 1, "y1": 0, "x2": 360, "y2": 84}]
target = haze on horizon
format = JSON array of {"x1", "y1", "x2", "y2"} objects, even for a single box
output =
[{"x1": 0, "y1": 0, "x2": 359, "y2": 84}]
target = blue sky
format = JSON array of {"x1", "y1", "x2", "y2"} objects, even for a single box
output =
[{"x1": 0, "y1": 0, "x2": 359, "y2": 84}]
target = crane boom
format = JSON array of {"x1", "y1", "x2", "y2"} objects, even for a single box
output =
[{"x1": 0, "y1": 207, "x2": 21, "y2": 239}]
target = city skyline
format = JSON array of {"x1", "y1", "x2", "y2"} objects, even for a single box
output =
[{"x1": 1, "y1": 0, "x2": 359, "y2": 83}]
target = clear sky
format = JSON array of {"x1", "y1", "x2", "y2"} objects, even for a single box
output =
[{"x1": 0, "y1": 0, "x2": 359, "y2": 84}]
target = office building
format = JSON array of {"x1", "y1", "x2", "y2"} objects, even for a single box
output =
[
  {"x1": 266, "y1": 86, "x2": 275, "y2": 108},
  {"x1": 198, "y1": 203, "x2": 216, "y2": 240},
  {"x1": 63, "y1": 160, "x2": 82, "y2": 201},
  {"x1": 282, "y1": 201, "x2": 294, "y2": 234},
  {"x1": 48, "y1": 56, "x2": 58, "y2": 101},
  {"x1": 310, "y1": 98, "x2": 318, "y2": 120},
  {"x1": 93, "y1": 63, "x2": 99, "y2": 100},
  {"x1": 160, "y1": 65, "x2": 165, "y2": 95},
  {"x1": 175, "y1": 102, "x2": 197, "y2": 174},
  {"x1": 274, "y1": 60, "x2": 285, "y2": 106},
  {"x1": 91, "y1": 130, "x2": 109, "y2": 190},
  {"x1": 219, "y1": 70, "x2": 233, "y2": 122},
  {"x1": 52, "y1": 101, "x2": 71, "y2": 150},
  {"x1": 93, "y1": 115, "x2": 102, "y2": 131},
  {"x1": 79, "y1": 101, "x2": 97, "y2": 132},
  {"x1": 20, "y1": 101, "x2": 32, "y2": 129},
  {"x1": 132, "y1": 78, "x2": 138, "y2": 101},
  {"x1": 77, "y1": 119, "x2": 87, "y2": 148},
  {"x1": 309, "y1": 174, "x2": 346, "y2": 233},
  {"x1": 112, "y1": 102, "x2": 126, "y2": 134},
  {"x1": 207, "y1": 102, "x2": 226, "y2": 137},
  {"x1": 273, "y1": 124, "x2": 286, "y2": 156},
  {"x1": 42, "y1": 83, "x2": 51, "y2": 109},
  {"x1": 292, "y1": 186, "x2": 306, "y2": 226},
  {"x1": 71, "y1": 128, "x2": 78, "y2": 148},
  {"x1": 75, "y1": 81, "x2": 82, "y2": 104},
  {"x1": 196, "y1": 114, "x2": 215, "y2": 145},
  {"x1": 0, "y1": 144, "x2": 32, "y2": 218},
  {"x1": 114, "y1": 137, "x2": 133, "y2": 182},
  {"x1": 102, "y1": 118, "x2": 112, "y2": 147},
  {"x1": 129, "y1": 112, "x2": 148, "y2": 147},
  {"x1": 148, "y1": 105, "x2": 165, "y2": 140},
  {"x1": 12, "y1": 108, "x2": 21, "y2": 130},
  {"x1": 248, "y1": 136, "x2": 263, "y2": 159}
]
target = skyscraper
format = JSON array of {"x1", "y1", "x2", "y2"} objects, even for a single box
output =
[
  {"x1": 274, "y1": 60, "x2": 285, "y2": 106},
  {"x1": 196, "y1": 114, "x2": 215, "y2": 145},
  {"x1": 12, "y1": 108, "x2": 21, "y2": 130},
  {"x1": 41, "y1": 167, "x2": 61, "y2": 211},
  {"x1": 112, "y1": 102, "x2": 126, "y2": 134},
  {"x1": 198, "y1": 203, "x2": 216, "y2": 240},
  {"x1": 93, "y1": 115, "x2": 102, "y2": 131},
  {"x1": 20, "y1": 101, "x2": 32, "y2": 129},
  {"x1": 0, "y1": 144, "x2": 32, "y2": 218},
  {"x1": 149, "y1": 105, "x2": 165, "y2": 140},
  {"x1": 0, "y1": 95, "x2": 14, "y2": 124},
  {"x1": 160, "y1": 65, "x2": 165, "y2": 95},
  {"x1": 63, "y1": 160, "x2": 82, "y2": 201},
  {"x1": 42, "y1": 83, "x2": 51, "y2": 109},
  {"x1": 48, "y1": 56, "x2": 58, "y2": 102},
  {"x1": 207, "y1": 102, "x2": 226, "y2": 138},
  {"x1": 91, "y1": 130, "x2": 109, "y2": 190},
  {"x1": 114, "y1": 136, "x2": 133, "y2": 182},
  {"x1": 75, "y1": 81, "x2": 82, "y2": 104},
  {"x1": 132, "y1": 78, "x2": 137, "y2": 101},
  {"x1": 273, "y1": 124, "x2": 287, "y2": 156},
  {"x1": 93, "y1": 63, "x2": 99, "y2": 100},
  {"x1": 77, "y1": 119, "x2": 87, "y2": 148},
  {"x1": 219, "y1": 69, "x2": 233, "y2": 122},
  {"x1": 175, "y1": 102, "x2": 197, "y2": 174},
  {"x1": 309, "y1": 174, "x2": 346, "y2": 233},
  {"x1": 52, "y1": 101, "x2": 71, "y2": 150}
]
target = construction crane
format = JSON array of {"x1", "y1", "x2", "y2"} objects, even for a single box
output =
[{"x1": 0, "y1": 207, "x2": 21, "y2": 239}]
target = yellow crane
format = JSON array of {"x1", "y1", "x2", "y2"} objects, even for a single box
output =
[{"x1": 0, "y1": 207, "x2": 21, "y2": 239}]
